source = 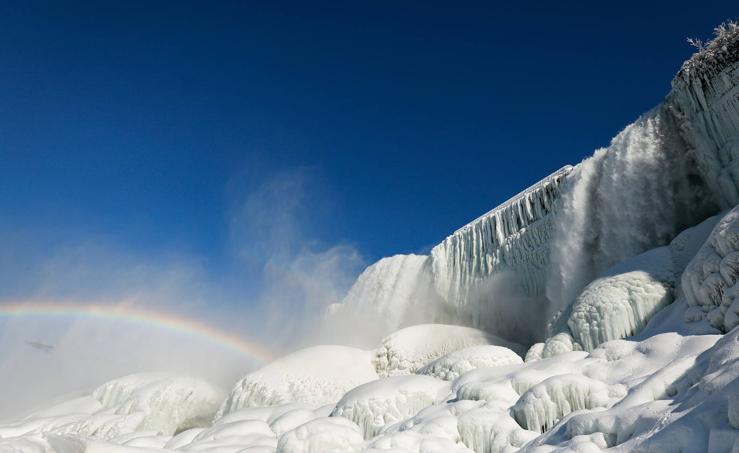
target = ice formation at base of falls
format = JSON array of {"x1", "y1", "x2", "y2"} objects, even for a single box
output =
[
  {"x1": 217, "y1": 345, "x2": 378, "y2": 416},
  {"x1": 2, "y1": 20, "x2": 739, "y2": 453},
  {"x1": 373, "y1": 324, "x2": 524, "y2": 377}
]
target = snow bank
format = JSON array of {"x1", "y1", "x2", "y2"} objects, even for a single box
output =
[
  {"x1": 330, "y1": 375, "x2": 451, "y2": 439},
  {"x1": 418, "y1": 345, "x2": 523, "y2": 381},
  {"x1": 218, "y1": 345, "x2": 378, "y2": 416},
  {"x1": 373, "y1": 324, "x2": 523, "y2": 377}
]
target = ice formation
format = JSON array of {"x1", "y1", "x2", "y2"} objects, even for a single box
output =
[
  {"x1": 373, "y1": 324, "x2": 523, "y2": 377},
  {"x1": 217, "y1": 345, "x2": 378, "y2": 416},
  {"x1": 2, "y1": 20, "x2": 739, "y2": 453}
]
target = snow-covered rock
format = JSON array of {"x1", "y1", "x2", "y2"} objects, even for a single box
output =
[
  {"x1": 511, "y1": 374, "x2": 626, "y2": 433},
  {"x1": 457, "y1": 405, "x2": 538, "y2": 453},
  {"x1": 330, "y1": 375, "x2": 451, "y2": 439},
  {"x1": 567, "y1": 247, "x2": 676, "y2": 351},
  {"x1": 417, "y1": 345, "x2": 523, "y2": 381},
  {"x1": 218, "y1": 345, "x2": 378, "y2": 416},
  {"x1": 373, "y1": 324, "x2": 523, "y2": 377}
]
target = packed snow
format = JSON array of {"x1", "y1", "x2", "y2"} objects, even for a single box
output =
[{"x1": 2, "y1": 21, "x2": 739, "y2": 453}]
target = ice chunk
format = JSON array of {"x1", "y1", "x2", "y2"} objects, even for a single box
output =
[
  {"x1": 373, "y1": 324, "x2": 523, "y2": 377},
  {"x1": 331, "y1": 375, "x2": 451, "y2": 439},
  {"x1": 218, "y1": 345, "x2": 378, "y2": 416},
  {"x1": 417, "y1": 345, "x2": 523, "y2": 381}
]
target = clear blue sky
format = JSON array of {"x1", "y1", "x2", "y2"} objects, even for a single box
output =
[{"x1": 0, "y1": 1, "x2": 735, "y2": 291}]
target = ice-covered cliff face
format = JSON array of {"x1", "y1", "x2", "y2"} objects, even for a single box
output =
[{"x1": 330, "y1": 26, "x2": 739, "y2": 349}]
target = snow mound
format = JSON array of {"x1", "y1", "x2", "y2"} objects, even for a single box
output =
[
  {"x1": 276, "y1": 417, "x2": 363, "y2": 453},
  {"x1": 218, "y1": 345, "x2": 378, "y2": 416},
  {"x1": 511, "y1": 374, "x2": 626, "y2": 433},
  {"x1": 526, "y1": 332, "x2": 583, "y2": 362},
  {"x1": 373, "y1": 324, "x2": 523, "y2": 377},
  {"x1": 330, "y1": 375, "x2": 451, "y2": 439},
  {"x1": 91, "y1": 373, "x2": 224, "y2": 436},
  {"x1": 417, "y1": 345, "x2": 523, "y2": 381},
  {"x1": 682, "y1": 206, "x2": 739, "y2": 332},
  {"x1": 568, "y1": 246, "x2": 676, "y2": 351}
]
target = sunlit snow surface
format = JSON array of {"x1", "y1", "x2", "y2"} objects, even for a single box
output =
[{"x1": 3, "y1": 24, "x2": 739, "y2": 453}]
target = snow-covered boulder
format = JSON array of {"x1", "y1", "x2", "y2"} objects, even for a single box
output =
[
  {"x1": 417, "y1": 345, "x2": 523, "y2": 381},
  {"x1": 276, "y1": 417, "x2": 364, "y2": 453},
  {"x1": 373, "y1": 324, "x2": 523, "y2": 377},
  {"x1": 330, "y1": 375, "x2": 451, "y2": 439},
  {"x1": 217, "y1": 345, "x2": 378, "y2": 416},
  {"x1": 511, "y1": 374, "x2": 626, "y2": 433},
  {"x1": 457, "y1": 406, "x2": 538, "y2": 453},
  {"x1": 682, "y1": 206, "x2": 739, "y2": 332},
  {"x1": 526, "y1": 332, "x2": 583, "y2": 362},
  {"x1": 568, "y1": 246, "x2": 676, "y2": 351},
  {"x1": 91, "y1": 373, "x2": 224, "y2": 436}
]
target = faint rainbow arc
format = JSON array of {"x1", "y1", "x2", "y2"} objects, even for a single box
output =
[{"x1": 0, "y1": 301, "x2": 274, "y2": 363}]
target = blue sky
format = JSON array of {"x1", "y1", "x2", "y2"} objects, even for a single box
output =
[{"x1": 0, "y1": 1, "x2": 735, "y2": 303}]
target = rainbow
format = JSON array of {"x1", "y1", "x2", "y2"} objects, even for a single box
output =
[{"x1": 0, "y1": 300, "x2": 275, "y2": 363}]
